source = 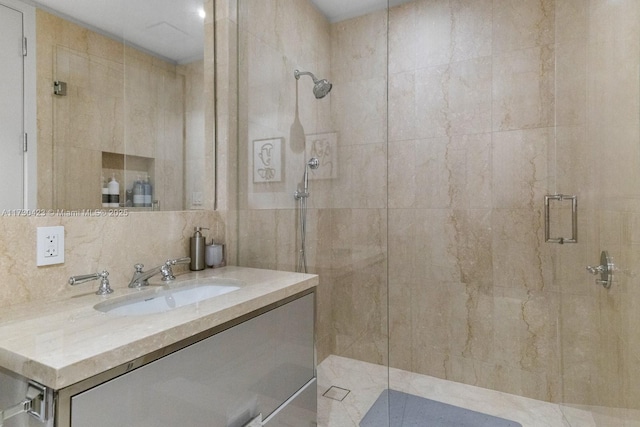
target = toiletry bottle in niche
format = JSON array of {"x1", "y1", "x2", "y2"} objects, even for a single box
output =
[
  {"x1": 190, "y1": 226, "x2": 208, "y2": 271},
  {"x1": 101, "y1": 176, "x2": 109, "y2": 208},
  {"x1": 125, "y1": 188, "x2": 133, "y2": 207},
  {"x1": 143, "y1": 175, "x2": 152, "y2": 207},
  {"x1": 133, "y1": 176, "x2": 144, "y2": 208},
  {"x1": 108, "y1": 173, "x2": 120, "y2": 208}
]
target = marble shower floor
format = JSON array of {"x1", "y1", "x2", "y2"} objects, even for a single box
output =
[{"x1": 317, "y1": 355, "x2": 640, "y2": 427}]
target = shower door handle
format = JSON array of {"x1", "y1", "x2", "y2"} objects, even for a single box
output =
[{"x1": 544, "y1": 194, "x2": 577, "y2": 244}]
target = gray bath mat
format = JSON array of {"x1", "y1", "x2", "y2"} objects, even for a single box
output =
[{"x1": 360, "y1": 389, "x2": 522, "y2": 427}]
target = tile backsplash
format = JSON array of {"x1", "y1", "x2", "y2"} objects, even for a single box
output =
[{"x1": 0, "y1": 210, "x2": 225, "y2": 307}]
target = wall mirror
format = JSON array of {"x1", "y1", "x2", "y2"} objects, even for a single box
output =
[{"x1": 0, "y1": 0, "x2": 213, "y2": 212}]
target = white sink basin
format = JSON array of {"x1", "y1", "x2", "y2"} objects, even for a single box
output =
[{"x1": 94, "y1": 279, "x2": 242, "y2": 316}]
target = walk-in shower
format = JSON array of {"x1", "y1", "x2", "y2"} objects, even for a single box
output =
[
  {"x1": 239, "y1": 0, "x2": 640, "y2": 424},
  {"x1": 295, "y1": 157, "x2": 319, "y2": 273},
  {"x1": 294, "y1": 69, "x2": 332, "y2": 99}
]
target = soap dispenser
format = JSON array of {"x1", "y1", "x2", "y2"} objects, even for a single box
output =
[{"x1": 190, "y1": 227, "x2": 208, "y2": 271}]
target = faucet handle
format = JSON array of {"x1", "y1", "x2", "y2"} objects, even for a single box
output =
[
  {"x1": 69, "y1": 270, "x2": 114, "y2": 295},
  {"x1": 96, "y1": 270, "x2": 114, "y2": 295},
  {"x1": 134, "y1": 263, "x2": 144, "y2": 273},
  {"x1": 161, "y1": 257, "x2": 191, "y2": 281}
]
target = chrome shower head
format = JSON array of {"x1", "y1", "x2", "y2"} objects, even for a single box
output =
[
  {"x1": 312, "y1": 79, "x2": 332, "y2": 99},
  {"x1": 294, "y1": 69, "x2": 332, "y2": 99}
]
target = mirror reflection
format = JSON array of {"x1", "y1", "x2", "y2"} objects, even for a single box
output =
[{"x1": 0, "y1": 0, "x2": 212, "y2": 211}]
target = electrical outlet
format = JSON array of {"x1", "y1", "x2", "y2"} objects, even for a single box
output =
[
  {"x1": 192, "y1": 192, "x2": 203, "y2": 206},
  {"x1": 37, "y1": 226, "x2": 65, "y2": 266}
]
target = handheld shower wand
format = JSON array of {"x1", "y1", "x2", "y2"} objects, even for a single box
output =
[
  {"x1": 294, "y1": 157, "x2": 320, "y2": 200},
  {"x1": 295, "y1": 158, "x2": 319, "y2": 273}
]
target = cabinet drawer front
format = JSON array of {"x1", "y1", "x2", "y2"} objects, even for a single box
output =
[
  {"x1": 70, "y1": 293, "x2": 315, "y2": 427},
  {"x1": 264, "y1": 378, "x2": 317, "y2": 427}
]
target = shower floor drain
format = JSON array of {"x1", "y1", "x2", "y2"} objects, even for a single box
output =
[{"x1": 322, "y1": 386, "x2": 350, "y2": 401}]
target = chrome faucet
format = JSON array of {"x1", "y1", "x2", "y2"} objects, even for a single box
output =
[
  {"x1": 127, "y1": 257, "x2": 190, "y2": 288},
  {"x1": 69, "y1": 270, "x2": 114, "y2": 295}
]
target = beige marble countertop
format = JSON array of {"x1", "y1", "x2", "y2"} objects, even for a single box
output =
[{"x1": 0, "y1": 267, "x2": 318, "y2": 390}]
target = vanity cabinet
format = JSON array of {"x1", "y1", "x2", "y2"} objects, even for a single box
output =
[{"x1": 57, "y1": 291, "x2": 316, "y2": 427}]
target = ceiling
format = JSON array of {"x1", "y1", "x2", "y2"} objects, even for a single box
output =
[
  {"x1": 32, "y1": 0, "x2": 205, "y2": 64},
  {"x1": 310, "y1": 0, "x2": 412, "y2": 23},
  {"x1": 31, "y1": 0, "x2": 411, "y2": 63},
  {"x1": 310, "y1": 0, "x2": 387, "y2": 23}
]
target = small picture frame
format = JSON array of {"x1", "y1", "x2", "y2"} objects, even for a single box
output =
[
  {"x1": 306, "y1": 132, "x2": 338, "y2": 180},
  {"x1": 253, "y1": 137, "x2": 283, "y2": 183}
]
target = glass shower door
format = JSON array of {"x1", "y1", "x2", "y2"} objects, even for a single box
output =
[
  {"x1": 235, "y1": 1, "x2": 390, "y2": 426},
  {"x1": 385, "y1": 0, "x2": 640, "y2": 426},
  {"x1": 554, "y1": 1, "x2": 640, "y2": 424}
]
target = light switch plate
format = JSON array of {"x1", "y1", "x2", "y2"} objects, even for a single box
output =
[{"x1": 37, "y1": 226, "x2": 65, "y2": 266}]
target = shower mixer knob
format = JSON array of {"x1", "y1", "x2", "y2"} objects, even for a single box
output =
[
  {"x1": 308, "y1": 157, "x2": 319, "y2": 169},
  {"x1": 586, "y1": 250, "x2": 614, "y2": 289},
  {"x1": 586, "y1": 265, "x2": 604, "y2": 274}
]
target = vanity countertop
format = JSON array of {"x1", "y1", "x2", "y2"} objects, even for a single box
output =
[{"x1": 0, "y1": 266, "x2": 318, "y2": 390}]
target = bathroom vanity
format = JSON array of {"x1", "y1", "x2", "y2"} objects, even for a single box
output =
[{"x1": 0, "y1": 267, "x2": 318, "y2": 427}]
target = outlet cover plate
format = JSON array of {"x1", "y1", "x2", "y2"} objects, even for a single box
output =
[{"x1": 37, "y1": 226, "x2": 65, "y2": 266}]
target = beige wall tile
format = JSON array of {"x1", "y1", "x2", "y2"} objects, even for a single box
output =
[
  {"x1": 492, "y1": 0, "x2": 555, "y2": 53},
  {"x1": 412, "y1": 0, "x2": 492, "y2": 68},
  {"x1": 589, "y1": 0, "x2": 640, "y2": 45},
  {"x1": 492, "y1": 209, "x2": 552, "y2": 291},
  {"x1": 389, "y1": 71, "x2": 417, "y2": 141},
  {"x1": 492, "y1": 128, "x2": 552, "y2": 210},
  {"x1": 330, "y1": 77, "x2": 387, "y2": 146},
  {"x1": 415, "y1": 57, "x2": 492, "y2": 138},
  {"x1": 492, "y1": 46, "x2": 555, "y2": 131},
  {"x1": 331, "y1": 10, "x2": 387, "y2": 83}
]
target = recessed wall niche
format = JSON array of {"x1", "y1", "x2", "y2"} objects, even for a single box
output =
[{"x1": 102, "y1": 152, "x2": 155, "y2": 210}]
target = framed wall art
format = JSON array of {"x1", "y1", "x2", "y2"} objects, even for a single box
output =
[{"x1": 252, "y1": 137, "x2": 283, "y2": 183}]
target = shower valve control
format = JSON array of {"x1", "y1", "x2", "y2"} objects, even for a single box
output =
[{"x1": 586, "y1": 250, "x2": 614, "y2": 289}]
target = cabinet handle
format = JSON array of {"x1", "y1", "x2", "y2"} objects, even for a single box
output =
[{"x1": 0, "y1": 381, "x2": 49, "y2": 425}]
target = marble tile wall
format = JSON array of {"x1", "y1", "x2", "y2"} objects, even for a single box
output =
[
  {"x1": 0, "y1": 211, "x2": 225, "y2": 307},
  {"x1": 215, "y1": 0, "x2": 239, "y2": 264},
  {"x1": 237, "y1": 0, "x2": 346, "y2": 364},
  {"x1": 388, "y1": 0, "x2": 640, "y2": 412},
  {"x1": 236, "y1": 1, "x2": 389, "y2": 366},
  {"x1": 319, "y1": 10, "x2": 389, "y2": 365},
  {"x1": 386, "y1": 0, "x2": 560, "y2": 403},
  {"x1": 235, "y1": 0, "x2": 640, "y2": 414},
  {"x1": 553, "y1": 0, "x2": 640, "y2": 413}
]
